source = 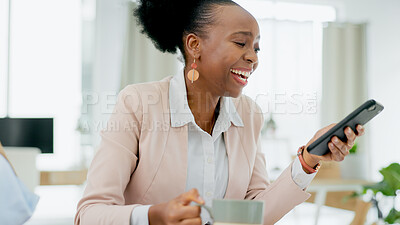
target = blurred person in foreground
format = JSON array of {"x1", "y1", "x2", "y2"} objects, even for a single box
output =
[{"x1": 0, "y1": 142, "x2": 39, "y2": 225}]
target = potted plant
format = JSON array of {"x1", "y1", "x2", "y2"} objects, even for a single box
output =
[
  {"x1": 351, "y1": 163, "x2": 400, "y2": 224},
  {"x1": 349, "y1": 142, "x2": 358, "y2": 154}
]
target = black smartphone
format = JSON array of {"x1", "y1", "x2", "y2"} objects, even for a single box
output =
[{"x1": 307, "y1": 99, "x2": 384, "y2": 156}]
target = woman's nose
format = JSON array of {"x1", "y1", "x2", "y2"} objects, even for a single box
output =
[{"x1": 244, "y1": 49, "x2": 258, "y2": 65}]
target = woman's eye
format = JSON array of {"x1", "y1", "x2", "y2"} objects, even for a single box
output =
[
  {"x1": 254, "y1": 48, "x2": 260, "y2": 53},
  {"x1": 234, "y1": 42, "x2": 246, "y2": 47}
]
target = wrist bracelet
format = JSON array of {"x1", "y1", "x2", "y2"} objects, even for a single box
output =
[{"x1": 297, "y1": 146, "x2": 320, "y2": 174}]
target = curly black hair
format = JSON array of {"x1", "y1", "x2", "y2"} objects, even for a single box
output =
[{"x1": 134, "y1": 0, "x2": 238, "y2": 58}]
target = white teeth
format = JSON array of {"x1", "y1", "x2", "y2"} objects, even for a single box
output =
[
  {"x1": 230, "y1": 69, "x2": 250, "y2": 78},
  {"x1": 237, "y1": 76, "x2": 246, "y2": 82}
]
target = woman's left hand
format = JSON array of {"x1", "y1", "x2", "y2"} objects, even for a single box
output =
[{"x1": 302, "y1": 124, "x2": 365, "y2": 168}]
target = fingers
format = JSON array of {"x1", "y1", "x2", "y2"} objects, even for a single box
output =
[
  {"x1": 179, "y1": 189, "x2": 204, "y2": 205},
  {"x1": 176, "y1": 206, "x2": 201, "y2": 221},
  {"x1": 165, "y1": 189, "x2": 203, "y2": 222},
  {"x1": 331, "y1": 136, "x2": 350, "y2": 156},
  {"x1": 344, "y1": 127, "x2": 356, "y2": 147},
  {"x1": 162, "y1": 204, "x2": 201, "y2": 223},
  {"x1": 344, "y1": 125, "x2": 365, "y2": 148},
  {"x1": 328, "y1": 141, "x2": 346, "y2": 161},
  {"x1": 356, "y1": 124, "x2": 365, "y2": 136},
  {"x1": 177, "y1": 189, "x2": 203, "y2": 219},
  {"x1": 179, "y1": 217, "x2": 202, "y2": 225},
  {"x1": 314, "y1": 124, "x2": 366, "y2": 162},
  {"x1": 327, "y1": 125, "x2": 366, "y2": 162}
]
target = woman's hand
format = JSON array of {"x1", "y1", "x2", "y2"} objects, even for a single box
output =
[
  {"x1": 148, "y1": 188, "x2": 204, "y2": 225},
  {"x1": 302, "y1": 124, "x2": 365, "y2": 169}
]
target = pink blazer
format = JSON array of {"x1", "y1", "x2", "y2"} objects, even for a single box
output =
[{"x1": 75, "y1": 76, "x2": 311, "y2": 225}]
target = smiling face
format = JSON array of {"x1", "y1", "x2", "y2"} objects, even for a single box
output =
[{"x1": 185, "y1": 4, "x2": 260, "y2": 98}]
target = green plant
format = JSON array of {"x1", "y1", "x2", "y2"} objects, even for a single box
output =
[
  {"x1": 356, "y1": 163, "x2": 400, "y2": 224},
  {"x1": 349, "y1": 142, "x2": 358, "y2": 154}
]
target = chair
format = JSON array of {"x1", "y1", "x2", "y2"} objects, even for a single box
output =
[{"x1": 306, "y1": 161, "x2": 372, "y2": 225}]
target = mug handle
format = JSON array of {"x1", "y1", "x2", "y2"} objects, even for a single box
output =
[{"x1": 194, "y1": 203, "x2": 214, "y2": 224}]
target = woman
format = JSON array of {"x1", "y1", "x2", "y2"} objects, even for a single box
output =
[{"x1": 75, "y1": 0, "x2": 365, "y2": 224}]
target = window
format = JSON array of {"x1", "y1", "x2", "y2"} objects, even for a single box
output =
[
  {"x1": 1, "y1": 0, "x2": 82, "y2": 169},
  {"x1": 0, "y1": 0, "x2": 9, "y2": 117}
]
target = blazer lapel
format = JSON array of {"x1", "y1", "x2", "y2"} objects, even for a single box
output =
[{"x1": 165, "y1": 125, "x2": 189, "y2": 195}]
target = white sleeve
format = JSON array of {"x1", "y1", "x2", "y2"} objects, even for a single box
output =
[
  {"x1": 0, "y1": 156, "x2": 39, "y2": 225},
  {"x1": 130, "y1": 205, "x2": 152, "y2": 225},
  {"x1": 291, "y1": 157, "x2": 317, "y2": 190}
]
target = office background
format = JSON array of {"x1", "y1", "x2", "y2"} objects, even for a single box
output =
[{"x1": 0, "y1": 0, "x2": 399, "y2": 224}]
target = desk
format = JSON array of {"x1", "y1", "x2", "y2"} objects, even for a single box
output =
[
  {"x1": 307, "y1": 179, "x2": 373, "y2": 225},
  {"x1": 40, "y1": 170, "x2": 88, "y2": 185}
]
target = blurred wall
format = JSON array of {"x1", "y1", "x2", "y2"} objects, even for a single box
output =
[
  {"x1": 340, "y1": 0, "x2": 400, "y2": 179},
  {"x1": 286, "y1": 0, "x2": 400, "y2": 179}
]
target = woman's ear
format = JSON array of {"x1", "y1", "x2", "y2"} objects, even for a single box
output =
[{"x1": 185, "y1": 33, "x2": 201, "y2": 59}]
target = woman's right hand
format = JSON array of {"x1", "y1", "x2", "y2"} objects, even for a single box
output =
[{"x1": 148, "y1": 188, "x2": 204, "y2": 225}]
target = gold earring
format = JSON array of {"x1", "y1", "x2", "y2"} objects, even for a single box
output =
[{"x1": 187, "y1": 58, "x2": 199, "y2": 83}]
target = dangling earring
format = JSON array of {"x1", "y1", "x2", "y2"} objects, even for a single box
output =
[{"x1": 187, "y1": 58, "x2": 199, "y2": 83}]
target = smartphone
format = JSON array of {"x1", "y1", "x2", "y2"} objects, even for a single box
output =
[{"x1": 307, "y1": 99, "x2": 384, "y2": 156}]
